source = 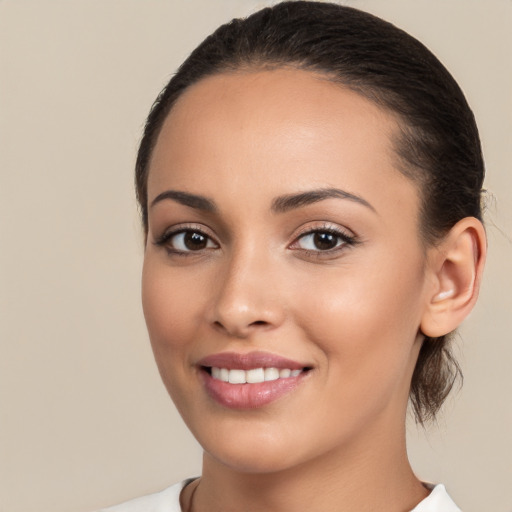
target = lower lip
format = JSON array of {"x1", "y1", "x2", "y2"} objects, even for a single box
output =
[{"x1": 200, "y1": 369, "x2": 308, "y2": 409}]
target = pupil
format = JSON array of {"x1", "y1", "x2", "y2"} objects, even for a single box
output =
[
  {"x1": 314, "y1": 232, "x2": 337, "y2": 250},
  {"x1": 184, "y1": 232, "x2": 207, "y2": 250}
]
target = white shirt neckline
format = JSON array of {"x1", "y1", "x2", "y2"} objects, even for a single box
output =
[{"x1": 99, "y1": 479, "x2": 461, "y2": 512}]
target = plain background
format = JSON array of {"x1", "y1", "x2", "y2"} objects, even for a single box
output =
[{"x1": 1, "y1": 1, "x2": 511, "y2": 511}]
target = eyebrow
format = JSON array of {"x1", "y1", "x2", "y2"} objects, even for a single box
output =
[
  {"x1": 149, "y1": 187, "x2": 376, "y2": 214},
  {"x1": 271, "y1": 188, "x2": 376, "y2": 214},
  {"x1": 150, "y1": 190, "x2": 217, "y2": 212}
]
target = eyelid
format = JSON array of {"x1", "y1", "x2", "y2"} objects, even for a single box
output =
[
  {"x1": 153, "y1": 223, "x2": 219, "y2": 250},
  {"x1": 292, "y1": 222, "x2": 356, "y2": 241},
  {"x1": 289, "y1": 222, "x2": 359, "y2": 254}
]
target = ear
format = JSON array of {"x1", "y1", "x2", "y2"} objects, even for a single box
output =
[{"x1": 420, "y1": 217, "x2": 486, "y2": 338}]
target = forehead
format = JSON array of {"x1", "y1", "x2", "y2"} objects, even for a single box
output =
[{"x1": 148, "y1": 68, "x2": 418, "y2": 220}]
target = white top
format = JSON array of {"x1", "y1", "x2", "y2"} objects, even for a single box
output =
[{"x1": 98, "y1": 480, "x2": 461, "y2": 512}]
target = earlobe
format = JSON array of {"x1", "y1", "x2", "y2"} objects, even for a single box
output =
[{"x1": 421, "y1": 217, "x2": 486, "y2": 338}]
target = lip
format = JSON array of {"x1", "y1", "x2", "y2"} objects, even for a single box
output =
[
  {"x1": 197, "y1": 351, "x2": 307, "y2": 370},
  {"x1": 197, "y1": 351, "x2": 312, "y2": 409}
]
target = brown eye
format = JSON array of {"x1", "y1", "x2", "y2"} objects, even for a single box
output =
[
  {"x1": 312, "y1": 232, "x2": 338, "y2": 250},
  {"x1": 184, "y1": 231, "x2": 208, "y2": 250},
  {"x1": 296, "y1": 230, "x2": 346, "y2": 251},
  {"x1": 167, "y1": 230, "x2": 217, "y2": 252}
]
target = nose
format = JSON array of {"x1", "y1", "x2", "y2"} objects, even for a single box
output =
[{"x1": 208, "y1": 249, "x2": 285, "y2": 338}]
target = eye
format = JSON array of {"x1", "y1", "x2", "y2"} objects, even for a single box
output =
[
  {"x1": 291, "y1": 226, "x2": 358, "y2": 254},
  {"x1": 154, "y1": 228, "x2": 218, "y2": 254},
  {"x1": 297, "y1": 231, "x2": 342, "y2": 251},
  {"x1": 171, "y1": 231, "x2": 217, "y2": 251}
]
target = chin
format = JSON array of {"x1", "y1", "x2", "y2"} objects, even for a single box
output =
[
  {"x1": 189, "y1": 415, "x2": 309, "y2": 474},
  {"x1": 205, "y1": 440, "x2": 302, "y2": 475}
]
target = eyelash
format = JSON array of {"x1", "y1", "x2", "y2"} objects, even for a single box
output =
[
  {"x1": 290, "y1": 225, "x2": 359, "y2": 257},
  {"x1": 153, "y1": 225, "x2": 218, "y2": 256},
  {"x1": 153, "y1": 223, "x2": 359, "y2": 258}
]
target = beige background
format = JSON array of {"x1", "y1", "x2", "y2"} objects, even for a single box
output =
[{"x1": 1, "y1": 1, "x2": 511, "y2": 511}]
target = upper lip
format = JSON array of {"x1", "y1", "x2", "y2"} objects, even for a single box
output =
[{"x1": 197, "y1": 351, "x2": 309, "y2": 371}]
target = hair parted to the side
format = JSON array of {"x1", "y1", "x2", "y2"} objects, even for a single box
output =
[{"x1": 135, "y1": 1, "x2": 485, "y2": 424}]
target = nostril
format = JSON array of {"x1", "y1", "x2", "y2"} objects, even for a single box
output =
[{"x1": 212, "y1": 321, "x2": 229, "y2": 336}]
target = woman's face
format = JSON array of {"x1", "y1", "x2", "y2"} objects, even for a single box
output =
[{"x1": 142, "y1": 69, "x2": 433, "y2": 473}]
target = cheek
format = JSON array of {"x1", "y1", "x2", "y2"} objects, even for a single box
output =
[
  {"x1": 141, "y1": 256, "x2": 203, "y2": 364},
  {"x1": 141, "y1": 256, "x2": 211, "y2": 421},
  {"x1": 294, "y1": 254, "x2": 426, "y2": 392}
]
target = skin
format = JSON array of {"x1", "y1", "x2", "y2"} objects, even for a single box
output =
[{"x1": 142, "y1": 68, "x2": 442, "y2": 511}]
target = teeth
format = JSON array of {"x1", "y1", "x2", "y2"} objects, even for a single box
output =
[
  {"x1": 209, "y1": 367, "x2": 303, "y2": 384},
  {"x1": 264, "y1": 367, "x2": 280, "y2": 381},
  {"x1": 246, "y1": 368, "x2": 264, "y2": 383},
  {"x1": 228, "y1": 369, "x2": 246, "y2": 384}
]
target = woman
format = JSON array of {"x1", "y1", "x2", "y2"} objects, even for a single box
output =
[{"x1": 101, "y1": 2, "x2": 486, "y2": 510}]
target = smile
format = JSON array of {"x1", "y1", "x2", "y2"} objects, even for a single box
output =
[
  {"x1": 197, "y1": 352, "x2": 312, "y2": 409},
  {"x1": 210, "y1": 367, "x2": 303, "y2": 384}
]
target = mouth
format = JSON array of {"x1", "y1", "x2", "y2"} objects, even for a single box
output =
[
  {"x1": 197, "y1": 352, "x2": 313, "y2": 409},
  {"x1": 204, "y1": 366, "x2": 309, "y2": 384}
]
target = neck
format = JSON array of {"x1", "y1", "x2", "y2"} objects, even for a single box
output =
[{"x1": 188, "y1": 419, "x2": 427, "y2": 512}]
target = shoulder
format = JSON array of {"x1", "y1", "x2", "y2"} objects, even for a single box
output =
[
  {"x1": 411, "y1": 484, "x2": 461, "y2": 512},
  {"x1": 96, "y1": 479, "x2": 195, "y2": 512}
]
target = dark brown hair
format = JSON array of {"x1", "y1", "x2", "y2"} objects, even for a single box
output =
[{"x1": 135, "y1": 1, "x2": 484, "y2": 424}]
